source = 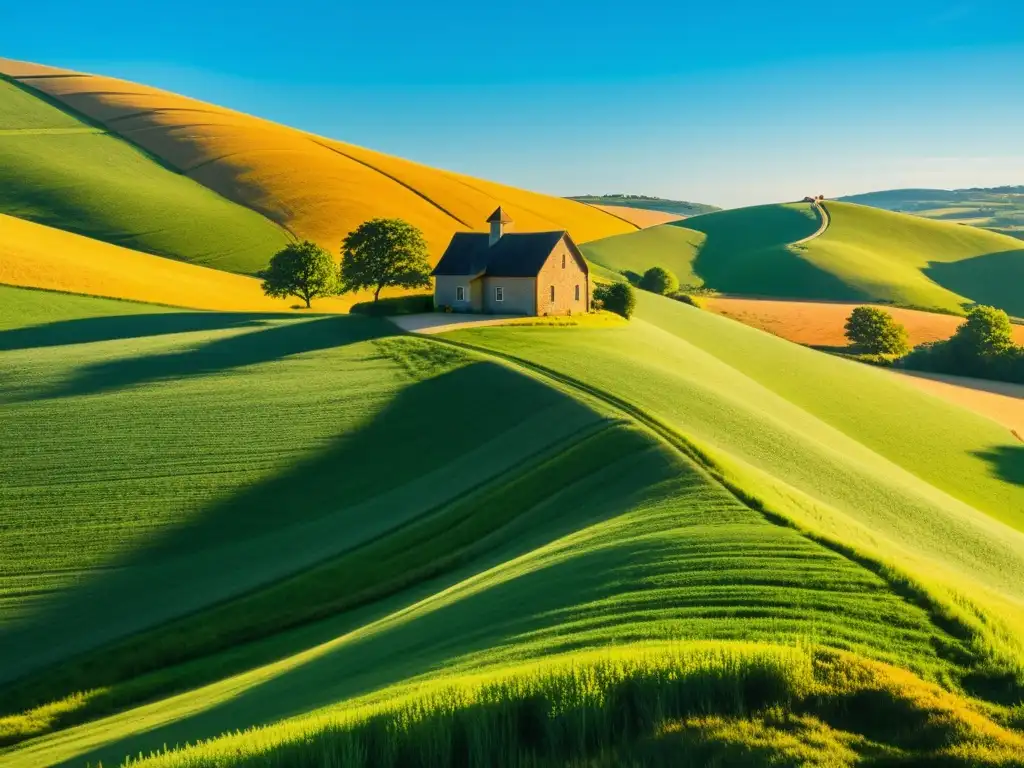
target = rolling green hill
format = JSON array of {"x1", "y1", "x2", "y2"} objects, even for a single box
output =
[
  {"x1": 1, "y1": 285, "x2": 1023, "y2": 767},
  {"x1": 583, "y1": 201, "x2": 1024, "y2": 315},
  {"x1": 0, "y1": 78, "x2": 290, "y2": 273},
  {"x1": 839, "y1": 186, "x2": 1024, "y2": 238}
]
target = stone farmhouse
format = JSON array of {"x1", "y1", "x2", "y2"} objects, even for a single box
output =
[{"x1": 431, "y1": 208, "x2": 590, "y2": 316}]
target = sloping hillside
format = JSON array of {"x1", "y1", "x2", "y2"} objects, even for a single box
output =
[
  {"x1": 839, "y1": 186, "x2": 1024, "y2": 238},
  {"x1": 583, "y1": 201, "x2": 1024, "y2": 315},
  {"x1": 1, "y1": 288, "x2": 1022, "y2": 766},
  {"x1": 0, "y1": 58, "x2": 636, "y2": 270},
  {"x1": 0, "y1": 213, "x2": 350, "y2": 312},
  {"x1": 0, "y1": 77, "x2": 290, "y2": 273}
]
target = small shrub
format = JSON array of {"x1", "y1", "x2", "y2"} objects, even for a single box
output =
[
  {"x1": 349, "y1": 294, "x2": 433, "y2": 317},
  {"x1": 903, "y1": 305, "x2": 1024, "y2": 384},
  {"x1": 594, "y1": 282, "x2": 636, "y2": 319},
  {"x1": 639, "y1": 267, "x2": 679, "y2": 296},
  {"x1": 844, "y1": 307, "x2": 909, "y2": 356}
]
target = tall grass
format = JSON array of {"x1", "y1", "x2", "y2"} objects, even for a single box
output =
[{"x1": 120, "y1": 644, "x2": 1024, "y2": 768}]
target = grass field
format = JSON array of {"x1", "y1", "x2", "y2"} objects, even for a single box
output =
[
  {"x1": 0, "y1": 214, "x2": 353, "y2": 312},
  {"x1": 583, "y1": 201, "x2": 1024, "y2": 315},
  {"x1": 2, "y1": 285, "x2": 1023, "y2": 767},
  {"x1": 840, "y1": 186, "x2": 1024, "y2": 238},
  {"x1": 0, "y1": 78, "x2": 290, "y2": 274},
  {"x1": 0, "y1": 58, "x2": 637, "y2": 286}
]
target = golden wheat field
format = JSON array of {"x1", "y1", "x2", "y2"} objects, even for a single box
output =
[
  {"x1": 589, "y1": 203, "x2": 685, "y2": 227},
  {"x1": 0, "y1": 58, "x2": 636, "y2": 261},
  {"x1": 0, "y1": 213, "x2": 352, "y2": 312}
]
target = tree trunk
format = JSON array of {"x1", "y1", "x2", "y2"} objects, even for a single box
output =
[
  {"x1": 374, "y1": 285, "x2": 382, "y2": 302},
  {"x1": 304, "y1": 294, "x2": 311, "y2": 309}
]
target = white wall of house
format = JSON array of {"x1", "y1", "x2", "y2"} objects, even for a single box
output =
[
  {"x1": 434, "y1": 275, "x2": 475, "y2": 311},
  {"x1": 483, "y1": 277, "x2": 535, "y2": 315}
]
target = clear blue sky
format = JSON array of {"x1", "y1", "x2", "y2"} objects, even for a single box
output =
[{"x1": 3, "y1": 1, "x2": 1023, "y2": 207}]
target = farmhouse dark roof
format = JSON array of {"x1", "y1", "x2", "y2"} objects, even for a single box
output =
[
  {"x1": 431, "y1": 231, "x2": 572, "y2": 278},
  {"x1": 486, "y1": 206, "x2": 513, "y2": 224}
]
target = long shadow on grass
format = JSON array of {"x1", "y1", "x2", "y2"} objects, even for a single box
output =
[
  {"x1": 926, "y1": 248, "x2": 1024, "y2": 317},
  {"x1": 53, "y1": 464, "x2": 954, "y2": 767},
  {"x1": 0, "y1": 358, "x2": 602, "y2": 692},
  {"x1": 973, "y1": 443, "x2": 1024, "y2": 488},
  {"x1": 12, "y1": 314, "x2": 389, "y2": 401},
  {"x1": 0, "y1": 311, "x2": 302, "y2": 352},
  {"x1": 672, "y1": 204, "x2": 867, "y2": 300}
]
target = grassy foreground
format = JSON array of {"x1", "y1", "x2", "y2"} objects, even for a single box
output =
[
  {"x1": 0, "y1": 78, "x2": 289, "y2": 274},
  {"x1": 1, "y1": 290, "x2": 1022, "y2": 767}
]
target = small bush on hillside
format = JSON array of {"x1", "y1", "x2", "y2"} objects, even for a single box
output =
[
  {"x1": 903, "y1": 305, "x2": 1024, "y2": 383},
  {"x1": 844, "y1": 307, "x2": 909, "y2": 356},
  {"x1": 594, "y1": 282, "x2": 636, "y2": 319},
  {"x1": 350, "y1": 294, "x2": 433, "y2": 317},
  {"x1": 639, "y1": 267, "x2": 679, "y2": 296}
]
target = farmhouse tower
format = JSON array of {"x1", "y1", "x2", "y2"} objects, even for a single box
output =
[{"x1": 487, "y1": 207, "x2": 513, "y2": 247}]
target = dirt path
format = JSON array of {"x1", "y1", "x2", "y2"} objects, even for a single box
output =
[
  {"x1": 891, "y1": 371, "x2": 1024, "y2": 436},
  {"x1": 389, "y1": 313, "x2": 522, "y2": 335},
  {"x1": 792, "y1": 202, "x2": 831, "y2": 245}
]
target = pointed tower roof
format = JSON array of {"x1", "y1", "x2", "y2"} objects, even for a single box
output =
[{"x1": 486, "y1": 206, "x2": 513, "y2": 224}]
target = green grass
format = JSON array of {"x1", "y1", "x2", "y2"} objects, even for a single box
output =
[
  {"x1": 2, "y1": 289, "x2": 1023, "y2": 766},
  {"x1": 0, "y1": 314, "x2": 607, "y2": 686},
  {"x1": 0, "y1": 78, "x2": 290, "y2": 273},
  {"x1": 448, "y1": 296, "x2": 1024, "y2": 666},
  {"x1": 802, "y1": 202, "x2": 1024, "y2": 315},
  {"x1": 111, "y1": 645, "x2": 1024, "y2": 768},
  {"x1": 839, "y1": 186, "x2": 1024, "y2": 240},
  {"x1": 582, "y1": 200, "x2": 1024, "y2": 315},
  {"x1": 0, "y1": 285, "x2": 176, "y2": 332}
]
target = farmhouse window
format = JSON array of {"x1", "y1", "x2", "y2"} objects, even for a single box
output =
[
  {"x1": 562, "y1": 253, "x2": 566, "y2": 268},
  {"x1": 550, "y1": 285, "x2": 555, "y2": 302},
  {"x1": 494, "y1": 286, "x2": 504, "y2": 302},
  {"x1": 456, "y1": 286, "x2": 466, "y2": 301},
  {"x1": 575, "y1": 284, "x2": 580, "y2": 301}
]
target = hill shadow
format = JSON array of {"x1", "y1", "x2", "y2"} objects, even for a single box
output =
[
  {"x1": 669, "y1": 205, "x2": 867, "y2": 301},
  {"x1": 925, "y1": 249, "x2": 1024, "y2": 317},
  {"x1": 0, "y1": 359, "x2": 600, "y2": 688},
  {"x1": 0, "y1": 311, "x2": 301, "y2": 352},
  {"x1": 49, "y1": 460, "x2": 675, "y2": 768},
  {"x1": 11, "y1": 315, "x2": 392, "y2": 402},
  {"x1": 973, "y1": 444, "x2": 1024, "y2": 488}
]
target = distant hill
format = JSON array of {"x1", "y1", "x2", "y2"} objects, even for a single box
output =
[
  {"x1": 839, "y1": 186, "x2": 1024, "y2": 238},
  {"x1": 568, "y1": 194, "x2": 721, "y2": 217},
  {"x1": 582, "y1": 200, "x2": 1024, "y2": 316}
]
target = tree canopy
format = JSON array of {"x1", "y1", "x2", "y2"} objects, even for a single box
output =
[
  {"x1": 260, "y1": 240, "x2": 338, "y2": 308},
  {"x1": 595, "y1": 282, "x2": 636, "y2": 319},
  {"x1": 340, "y1": 218, "x2": 432, "y2": 302},
  {"x1": 844, "y1": 306, "x2": 909, "y2": 355},
  {"x1": 639, "y1": 266, "x2": 679, "y2": 296}
]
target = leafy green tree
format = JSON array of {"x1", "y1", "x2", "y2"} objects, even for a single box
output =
[
  {"x1": 594, "y1": 282, "x2": 636, "y2": 319},
  {"x1": 340, "y1": 218, "x2": 432, "y2": 302},
  {"x1": 950, "y1": 305, "x2": 1015, "y2": 359},
  {"x1": 639, "y1": 266, "x2": 679, "y2": 296},
  {"x1": 844, "y1": 306, "x2": 909, "y2": 355},
  {"x1": 261, "y1": 240, "x2": 338, "y2": 308}
]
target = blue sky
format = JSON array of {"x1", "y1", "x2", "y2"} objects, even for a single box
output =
[{"x1": 3, "y1": 0, "x2": 1023, "y2": 207}]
